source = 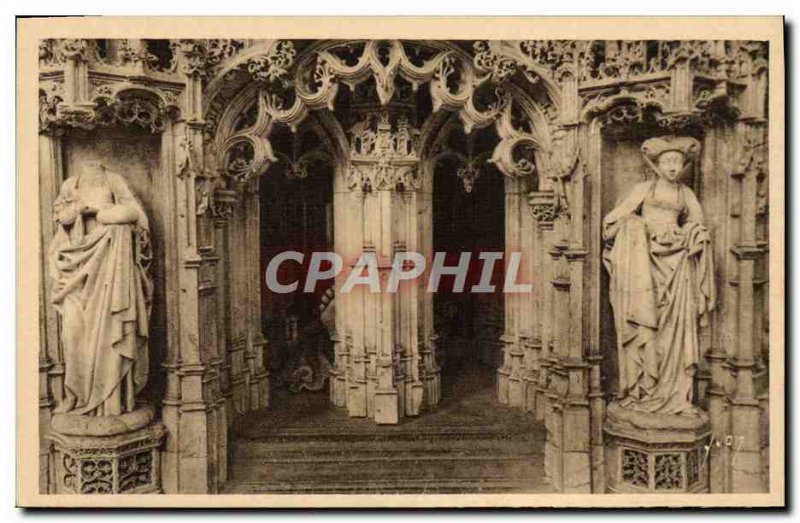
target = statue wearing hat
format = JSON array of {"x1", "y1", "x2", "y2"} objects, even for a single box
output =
[{"x1": 602, "y1": 136, "x2": 716, "y2": 416}]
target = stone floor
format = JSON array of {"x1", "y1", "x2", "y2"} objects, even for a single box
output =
[{"x1": 223, "y1": 361, "x2": 551, "y2": 493}]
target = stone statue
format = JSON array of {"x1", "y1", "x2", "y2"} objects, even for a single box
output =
[
  {"x1": 602, "y1": 136, "x2": 716, "y2": 416},
  {"x1": 49, "y1": 161, "x2": 152, "y2": 416}
]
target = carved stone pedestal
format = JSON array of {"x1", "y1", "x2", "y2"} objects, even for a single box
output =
[
  {"x1": 47, "y1": 406, "x2": 166, "y2": 494},
  {"x1": 604, "y1": 403, "x2": 711, "y2": 493}
]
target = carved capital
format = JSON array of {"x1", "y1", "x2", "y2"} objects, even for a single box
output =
[
  {"x1": 211, "y1": 188, "x2": 237, "y2": 219},
  {"x1": 528, "y1": 191, "x2": 558, "y2": 227}
]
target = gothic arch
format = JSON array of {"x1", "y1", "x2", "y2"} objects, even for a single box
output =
[{"x1": 203, "y1": 39, "x2": 564, "y2": 189}]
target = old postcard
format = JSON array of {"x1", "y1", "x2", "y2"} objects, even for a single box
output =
[{"x1": 16, "y1": 16, "x2": 785, "y2": 508}]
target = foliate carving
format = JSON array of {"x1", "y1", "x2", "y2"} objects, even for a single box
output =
[
  {"x1": 687, "y1": 447, "x2": 701, "y2": 486},
  {"x1": 520, "y1": 40, "x2": 594, "y2": 84},
  {"x1": 602, "y1": 101, "x2": 643, "y2": 128},
  {"x1": 216, "y1": 87, "x2": 276, "y2": 184},
  {"x1": 39, "y1": 84, "x2": 177, "y2": 134},
  {"x1": 117, "y1": 40, "x2": 154, "y2": 67},
  {"x1": 489, "y1": 101, "x2": 541, "y2": 178},
  {"x1": 246, "y1": 40, "x2": 296, "y2": 83},
  {"x1": 50, "y1": 424, "x2": 165, "y2": 494},
  {"x1": 94, "y1": 96, "x2": 168, "y2": 133},
  {"x1": 654, "y1": 453, "x2": 683, "y2": 490},
  {"x1": 655, "y1": 111, "x2": 704, "y2": 134},
  {"x1": 517, "y1": 40, "x2": 768, "y2": 88},
  {"x1": 529, "y1": 190, "x2": 559, "y2": 226},
  {"x1": 277, "y1": 147, "x2": 332, "y2": 181},
  {"x1": 62, "y1": 452, "x2": 77, "y2": 491},
  {"x1": 80, "y1": 458, "x2": 114, "y2": 494},
  {"x1": 205, "y1": 39, "x2": 245, "y2": 77},
  {"x1": 118, "y1": 450, "x2": 153, "y2": 492},
  {"x1": 177, "y1": 39, "x2": 243, "y2": 77},
  {"x1": 530, "y1": 203, "x2": 557, "y2": 223},
  {"x1": 598, "y1": 41, "x2": 648, "y2": 80},
  {"x1": 347, "y1": 112, "x2": 421, "y2": 192},
  {"x1": 222, "y1": 137, "x2": 275, "y2": 184},
  {"x1": 473, "y1": 41, "x2": 518, "y2": 84},
  {"x1": 456, "y1": 161, "x2": 481, "y2": 193},
  {"x1": 39, "y1": 82, "x2": 64, "y2": 133},
  {"x1": 211, "y1": 189, "x2": 237, "y2": 219},
  {"x1": 429, "y1": 120, "x2": 493, "y2": 193},
  {"x1": 90, "y1": 82, "x2": 116, "y2": 100},
  {"x1": 621, "y1": 448, "x2": 649, "y2": 488},
  {"x1": 261, "y1": 40, "x2": 511, "y2": 134},
  {"x1": 54, "y1": 104, "x2": 97, "y2": 131},
  {"x1": 177, "y1": 40, "x2": 208, "y2": 77},
  {"x1": 606, "y1": 404, "x2": 711, "y2": 493}
]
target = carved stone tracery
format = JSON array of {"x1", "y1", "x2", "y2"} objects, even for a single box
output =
[
  {"x1": 37, "y1": 37, "x2": 771, "y2": 495},
  {"x1": 347, "y1": 112, "x2": 421, "y2": 191}
]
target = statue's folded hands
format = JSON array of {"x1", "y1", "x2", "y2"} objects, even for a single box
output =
[{"x1": 96, "y1": 203, "x2": 139, "y2": 224}]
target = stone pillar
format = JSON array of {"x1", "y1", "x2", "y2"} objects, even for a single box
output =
[
  {"x1": 417, "y1": 164, "x2": 441, "y2": 407},
  {"x1": 243, "y1": 180, "x2": 270, "y2": 410},
  {"x1": 497, "y1": 177, "x2": 525, "y2": 407},
  {"x1": 528, "y1": 191, "x2": 556, "y2": 423},
  {"x1": 158, "y1": 41, "x2": 230, "y2": 493},
  {"x1": 38, "y1": 132, "x2": 64, "y2": 493},
  {"x1": 335, "y1": 111, "x2": 433, "y2": 423},
  {"x1": 561, "y1": 131, "x2": 591, "y2": 493},
  {"x1": 585, "y1": 123, "x2": 607, "y2": 494},
  {"x1": 728, "y1": 120, "x2": 768, "y2": 492}
]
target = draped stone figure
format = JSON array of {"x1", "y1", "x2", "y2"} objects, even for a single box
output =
[
  {"x1": 602, "y1": 137, "x2": 716, "y2": 416},
  {"x1": 49, "y1": 161, "x2": 152, "y2": 416}
]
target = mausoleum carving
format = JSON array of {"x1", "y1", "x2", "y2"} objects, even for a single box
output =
[{"x1": 36, "y1": 37, "x2": 772, "y2": 496}]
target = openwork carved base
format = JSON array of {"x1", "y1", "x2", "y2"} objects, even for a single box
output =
[
  {"x1": 604, "y1": 403, "x2": 711, "y2": 493},
  {"x1": 47, "y1": 409, "x2": 166, "y2": 494}
]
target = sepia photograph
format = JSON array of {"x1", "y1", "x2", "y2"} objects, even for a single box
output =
[{"x1": 15, "y1": 15, "x2": 785, "y2": 508}]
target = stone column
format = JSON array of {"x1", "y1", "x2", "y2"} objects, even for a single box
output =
[
  {"x1": 728, "y1": 120, "x2": 768, "y2": 492},
  {"x1": 243, "y1": 179, "x2": 270, "y2": 410},
  {"x1": 528, "y1": 191, "x2": 556, "y2": 423},
  {"x1": 336, "y1": 112, "x2": 433, "y2": 423},
  {"x1": 38, "y1": 132, "x2": 64, "y2": 493},
  {"x1": 158, "y1": 41, "x2": 228, "y2": 493},
  {"x1": 497, "y1": 177, "x2": 526, "y2": 407},
  {"x1": 417, "y1": 161, "x2": 441, "y2": 407}
]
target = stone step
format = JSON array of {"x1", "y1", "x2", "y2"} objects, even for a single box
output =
[
  {"x1": 220, "y1": 477, "x2": 546, "y2": 494},
  {"x1": 233, "y1": 424, "x2": 536, "y2": 442},
  {"x1": 229, "y1": 452, "x2": 541, "y2": 483},
  {"x1": 232, "y1": 436, "x2": 538, "y2": 459}
]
